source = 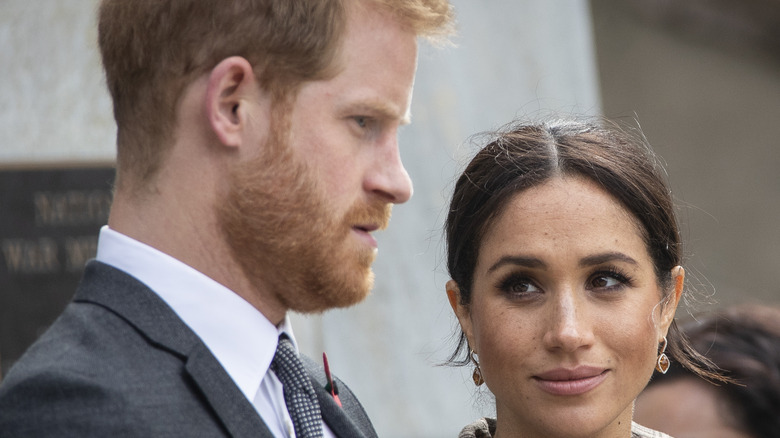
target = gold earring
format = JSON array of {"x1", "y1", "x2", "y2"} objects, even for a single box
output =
[
  {"x1": 656, "y1": 337, "x2": 670, "y2": 374},
  {"x1": 469, "y1": 349, "x2": 484, "y2": 386}
]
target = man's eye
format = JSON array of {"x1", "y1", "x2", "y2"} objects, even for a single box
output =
[{"x1": 354, "y1": 116, "x2": 368, "y2": 128}]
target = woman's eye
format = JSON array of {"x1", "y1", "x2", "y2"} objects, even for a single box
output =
[
  {"x1": 591, "y1": 275, "x2": 621, "y2": 289},
  {"x1": 498, "y1": 275, "x2": 540, "y2": 296},
  {"x1": 588, "y1": 269, "x2": 631, "y2": 291}
]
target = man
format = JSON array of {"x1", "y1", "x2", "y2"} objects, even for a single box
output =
[{"x1": 0, "y1": 0, "x2": 453, "y2": 436}]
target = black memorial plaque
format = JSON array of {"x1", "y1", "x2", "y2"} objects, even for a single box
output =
[{"x1": 0, "y1": 165, "x2": 115, "y2": 379}]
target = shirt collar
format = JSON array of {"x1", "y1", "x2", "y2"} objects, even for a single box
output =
[{"x1": 95, "y1": 225, "x2": 296, "y2": 402}]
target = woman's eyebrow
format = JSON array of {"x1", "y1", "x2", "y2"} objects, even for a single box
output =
[
  {"x1": 488, "y1": 255, "x2": 546, "y2": 273},
  {"x1": 579, "y1": 252, "x2": 639, "y2": 267},
  {"x1": 487, "y1": 252, "x2": 640, "y2": 274}
]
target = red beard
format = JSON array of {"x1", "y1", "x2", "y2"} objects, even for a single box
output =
[{"x1": 217, "y1": 124, "x2": 391, "y2": 313}]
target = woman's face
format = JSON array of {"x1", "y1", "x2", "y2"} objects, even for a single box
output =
[{"x1": 449, "y1": 176, "x2": 681, "y2": 438}]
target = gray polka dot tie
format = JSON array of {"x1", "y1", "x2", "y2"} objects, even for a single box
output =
[{"x1": 271, "y1": 335, "x2": 324, "y2": 438}]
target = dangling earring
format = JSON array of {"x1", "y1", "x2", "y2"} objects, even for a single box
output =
[
  {"x1": 469, "y1": 349, "x2": 484, "y2": 386},
  {"x1": 656, "y1": 337, "x2": 670, "y2": 374}
]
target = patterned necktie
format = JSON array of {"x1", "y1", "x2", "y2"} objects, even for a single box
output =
[{"x1": 271, "y1": 335, "x2": 324, "y2": 438}]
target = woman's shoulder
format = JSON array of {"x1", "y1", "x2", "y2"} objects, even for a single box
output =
[
  {"x1": 457, "y1": 419, "x2": 672, "y2": 438},
  {"x1": 457, "y1": 418, "x2": 496, "y2": 438},
  {"x1": 632, "y1": 421, "x2": 674, "y2": 438}
]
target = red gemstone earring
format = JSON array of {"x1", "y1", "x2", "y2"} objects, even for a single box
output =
[
  {"x1": 469, "y1": 349, "x2": 484, "y2": 386},
  {"x1": 656, "y1": 337, "x2": 670, "y2": 374}
]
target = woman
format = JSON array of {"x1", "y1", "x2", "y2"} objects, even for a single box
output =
[
  {"x1": 444, "y1": 119, "x2": 721, "y2": 438},
  {"x1": 635, "y1": 305, "x2": 780, "y2": 438}
]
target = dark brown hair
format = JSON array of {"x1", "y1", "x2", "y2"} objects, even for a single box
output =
[
  {"x1": 445, "y1": 118, "x2": 720, "y2": 381},
  {"x1": 97, "y1": 0, "x2": 454, "y2": 187}
]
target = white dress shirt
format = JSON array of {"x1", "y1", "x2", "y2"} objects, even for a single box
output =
[{"x1": 96, "y1": 226, "x2": 335, "y2": 438}]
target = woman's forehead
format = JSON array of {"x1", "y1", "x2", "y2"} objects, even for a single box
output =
[{"x1": 477, "y1": 176, "x2": 649, "y2": 266}]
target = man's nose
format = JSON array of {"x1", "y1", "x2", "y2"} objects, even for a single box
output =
[{"x1": 364, "y1": 135, "x2": 413, "y2": 204}]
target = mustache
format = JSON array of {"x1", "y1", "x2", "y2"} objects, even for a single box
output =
[{"x1": 344, "y1": 200, "x2": 392, "y2": 231}]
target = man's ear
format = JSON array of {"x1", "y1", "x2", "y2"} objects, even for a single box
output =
[
  {"x1": 658, "y1": 266, "x2": 685, "y2": 337},
  {"x1": 205, "y1": 56, "x2": 261, "y2": 148},
  {"x1": 447, "y1": 279, "x2": 476, "y2": 351}
]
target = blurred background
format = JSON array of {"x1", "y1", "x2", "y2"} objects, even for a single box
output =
[{"x1": 1, "y1": 1, "x2": 778, "y2": 436}]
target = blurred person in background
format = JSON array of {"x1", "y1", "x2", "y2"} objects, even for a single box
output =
[{"x1": 635, "y1": 304, "x2": 780, "y2": 438}]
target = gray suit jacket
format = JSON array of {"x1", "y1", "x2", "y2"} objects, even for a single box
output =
[{"x1": 0, "y1": 261, "x2": 378, "y2": 438}]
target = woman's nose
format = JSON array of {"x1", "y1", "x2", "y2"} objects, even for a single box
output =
[{"x1": 542, "y1": 290, "x2": 595, "y2": 353}]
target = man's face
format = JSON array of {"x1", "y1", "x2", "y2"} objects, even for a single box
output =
[{"x1": 219, "y1": 4, "x2": 418, "y2": 315}]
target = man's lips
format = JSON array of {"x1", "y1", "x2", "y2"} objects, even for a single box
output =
[
  {"x1": 354, "y1": 224, "x2": 379, "y2": 233},
  {"x1": 533, "y1": 366, "x2": 609, "y2": 396},
  {"x1": 352, "y1": 224, "x2": 379, "y2": 247}
]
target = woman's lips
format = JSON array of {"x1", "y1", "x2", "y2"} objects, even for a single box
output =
[{"x1": 533, "y1": 366, "x2": 609, "y2": 396}]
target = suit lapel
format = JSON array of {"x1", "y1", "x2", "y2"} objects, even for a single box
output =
[
  {"x1": 301, "y1": 355, "x2": 376, "y2": 438},
  {"x1": 185, "y1": 345, "x2": 274, "y2": 438},
  {"x1": 75, "y1": 261, "x2": 273, "y2": 438},
  {"x1": 313, "y1": 384, "x2": 368, "y2": 438}
]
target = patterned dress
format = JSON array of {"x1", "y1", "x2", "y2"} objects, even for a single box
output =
[{"x1": 457, "y1": 418, "x2": 674, "y2": 438}]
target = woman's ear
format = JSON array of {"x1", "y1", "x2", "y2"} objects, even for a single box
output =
[
  {"x1": 204, "y1": 56, "x2": 266, "y2": 148},
  {"x1": 447, "y1": 279, "x2": 475, "y2": 350},
  {"x1": 445, "y1": 279, "x2": 461, "y2": 314},
  {"x1": 659, "y1": 266, "x2": 685, "y2": 336}
]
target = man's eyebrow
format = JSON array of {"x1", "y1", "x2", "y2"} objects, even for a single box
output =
[
  {"x1": 338, "y1": 100, "x2": 411, "y2": 125},
  {"x1": 579, "y1": 252, "x2": 639, "y2": 267},
  {"x1": 488, "y1": 255, "x2": 546, "y2": 273}
]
